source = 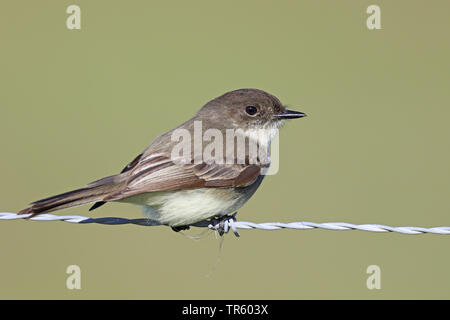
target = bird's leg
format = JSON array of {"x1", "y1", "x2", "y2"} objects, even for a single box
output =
[
  {"x1": 171, "y1": 225, "x2": 190, "y2": 232},
  {"x1": 212, "y1": 212, "x2": 239, "y2": 237},
  {"x1": 171, "y1": 212, "x2": 240, "y2": 237}
]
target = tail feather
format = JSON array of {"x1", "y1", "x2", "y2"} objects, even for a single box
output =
[{"x1": 19, "y1": 181, "x2": 124, "y2": 217}]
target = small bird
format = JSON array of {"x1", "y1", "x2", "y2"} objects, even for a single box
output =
[{"x1": 19, "y1": 89, "x2": 306, "y2": 230}]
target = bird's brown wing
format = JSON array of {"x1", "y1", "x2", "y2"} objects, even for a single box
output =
[{"x1": 103, "y1": 154, "x2": 261, "y2": 201}]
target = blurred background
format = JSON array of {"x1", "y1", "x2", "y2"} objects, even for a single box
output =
[{"x1": 1, "y1": 0, "x2": 449, "y2": 299}]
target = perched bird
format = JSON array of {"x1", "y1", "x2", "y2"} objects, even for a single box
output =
[{"x1": 19, "y1": 89, "x2": 306, "y2": 231}]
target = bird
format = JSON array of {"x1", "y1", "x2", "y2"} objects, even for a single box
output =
[{"x1": 18, "y1": 88, "x2": 306, "y2": 231}]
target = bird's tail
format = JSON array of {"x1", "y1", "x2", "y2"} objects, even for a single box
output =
[{"x1": 18, "y1": 178, "x2": 124, "y2": 217}]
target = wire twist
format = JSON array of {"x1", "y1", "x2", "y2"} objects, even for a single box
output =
[{"x1": 2, "y1": 212, "x2": 450, "y2": 236}]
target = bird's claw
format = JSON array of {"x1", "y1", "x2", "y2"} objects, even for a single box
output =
[
  {"x1": 171, "y1": 212, "x2": 240, "y2": 237},
  {"x1": 210, "y1": 212, "x2": 240, "y2": 237},
  {"x1": 171, "y1": 225, "x2": 190, "y2": 232}
]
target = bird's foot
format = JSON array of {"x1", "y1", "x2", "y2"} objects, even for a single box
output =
[
  {"x1": 209, "y1": 212, "x2": 240, "y2": 237},
  {"x1": 171, "y1": 225, "x2": 190, "y2": 232},
  {"x1": 170, "y1": 212, "x2": 240, "y2": 237}
]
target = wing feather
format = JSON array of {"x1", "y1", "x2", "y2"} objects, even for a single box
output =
[{"x1": 104, "y1": 155, "x2": 261, "y2": 201}]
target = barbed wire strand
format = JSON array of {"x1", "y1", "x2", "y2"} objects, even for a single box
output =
[{"x1": 2, "y1": 212, "x2": 450, "y2": 237}]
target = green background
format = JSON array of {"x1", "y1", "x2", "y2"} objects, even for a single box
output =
[{"x1": 1, "y1": 0, "x2": 449, "y2": 299}]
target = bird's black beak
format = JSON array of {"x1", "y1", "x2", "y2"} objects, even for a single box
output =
[{"x1": 273, "y1": 109, "x2": 307, "y2": 119}]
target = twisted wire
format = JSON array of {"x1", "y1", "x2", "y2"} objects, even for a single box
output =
[{"x1": 2, "y1": 212, "x2": 450, "y2": 236}]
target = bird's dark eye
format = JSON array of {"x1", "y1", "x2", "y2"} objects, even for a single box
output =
[{"x1": 245, "y1": 106, "x2": 258, "y2": 116}]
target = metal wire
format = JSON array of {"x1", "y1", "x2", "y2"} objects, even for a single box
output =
[{"x1": 2, "y1": 211, "x2": 450, "y2": 236}]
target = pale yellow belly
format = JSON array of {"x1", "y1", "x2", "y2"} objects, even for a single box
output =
[{"x1": 119, "y1": 188, "x2": 250, "y2": 227}]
